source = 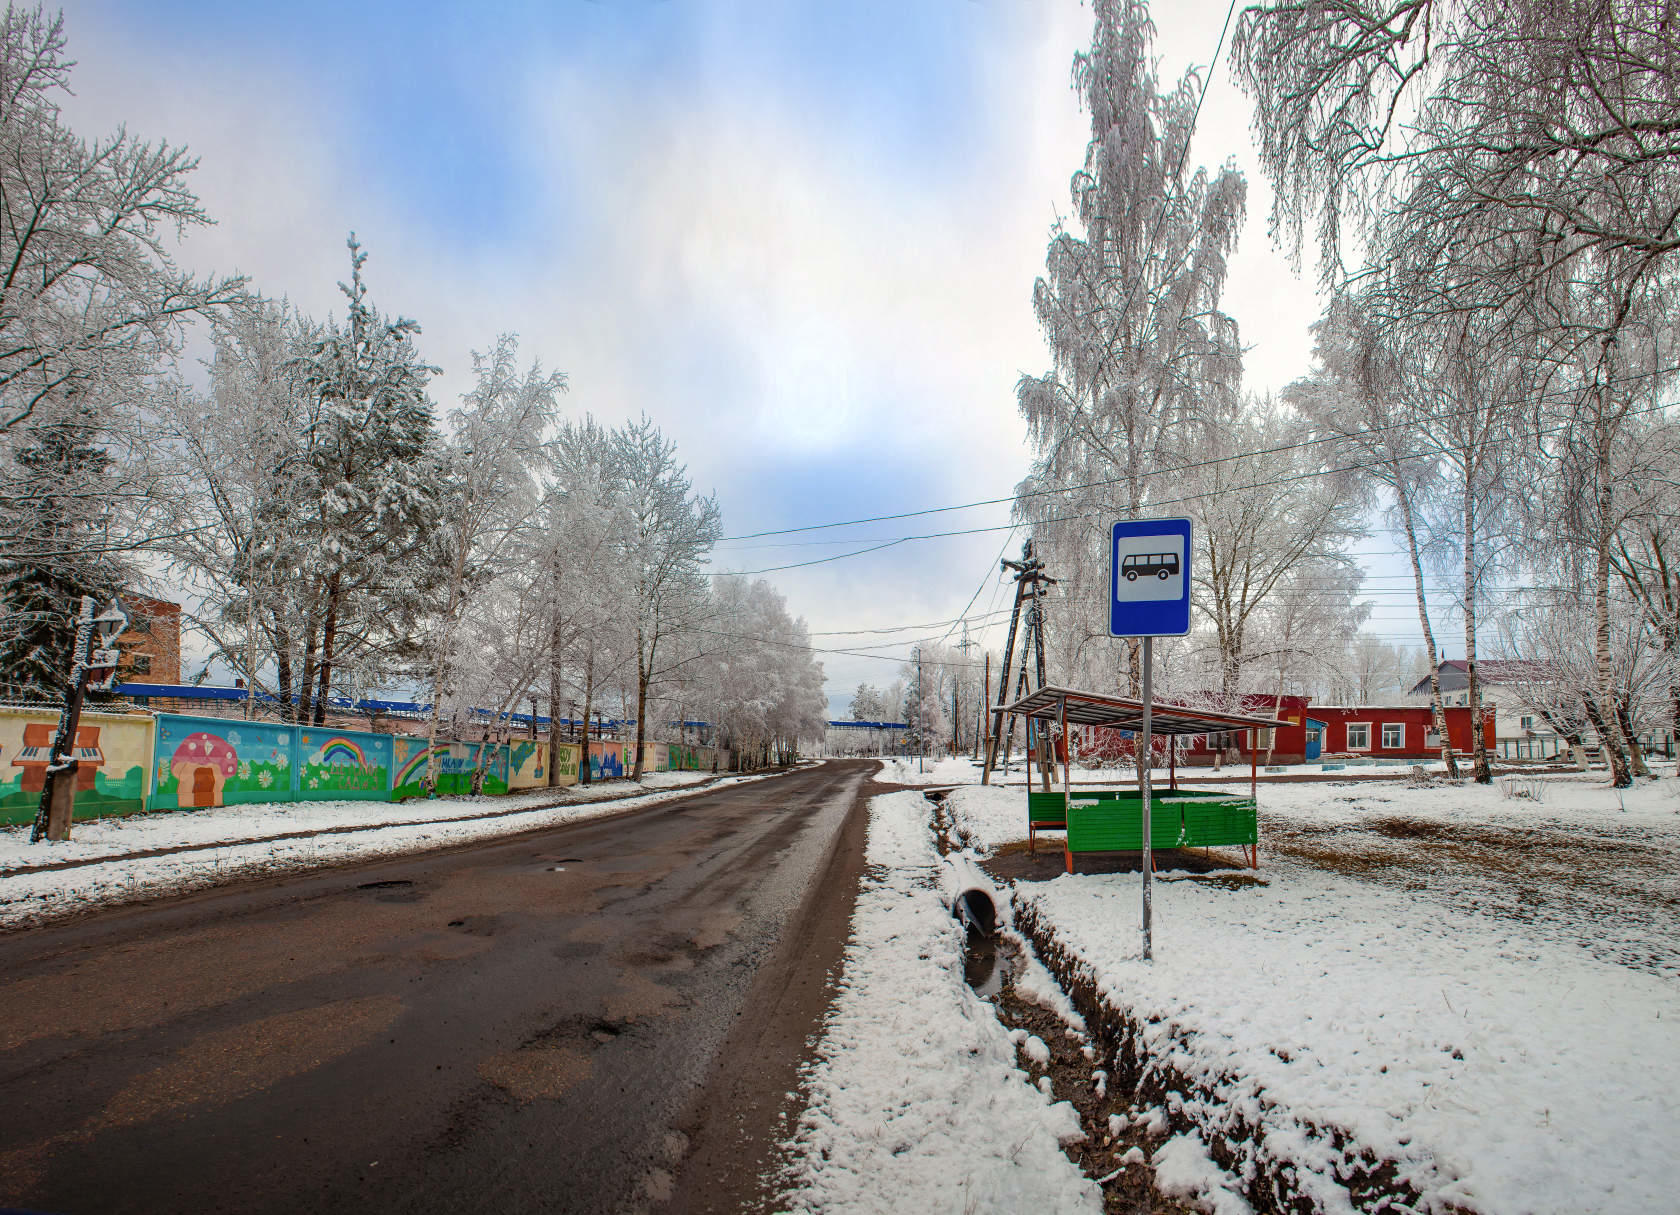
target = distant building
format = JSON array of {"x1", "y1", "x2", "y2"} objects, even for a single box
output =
[{"x1": 114, "y1": 595, "x2": 182, "y2": 685}]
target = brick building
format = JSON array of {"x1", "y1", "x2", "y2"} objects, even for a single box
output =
[{"x1": 114, "y1": 595, "x2": 182, "y2": 685}]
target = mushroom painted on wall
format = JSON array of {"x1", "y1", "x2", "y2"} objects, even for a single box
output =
[{"x1": 171, "y1": 732, "x2": 239, "y2": 808}]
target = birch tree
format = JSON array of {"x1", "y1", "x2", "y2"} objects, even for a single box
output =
[
  {"x1": 1017, "y1": 0, "x2": 1245, "y2": 694},
  {"x1": 612, "y1": 416, "x2": 721, "y2": 778},
  {"x1": 422, "y1": 335, "x2": 565, "y2": 787},
  {"x1": 1289, "y1": 293, "x2": 1463, "y2": 774}
]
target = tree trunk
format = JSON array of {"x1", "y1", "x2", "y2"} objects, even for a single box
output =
[
  {"x1": 1564, "y1": 730, "x2": 1590, "y2": 772},
  {"x1": 1462, "y1": 476, "x2": 1491, "y2": 783},
  {"x1": 546, "y1": 661, "x2": 563, "y2": 788},
  {"x1": 1395, "y1": 475, "x2": 1460, "y2": 778},
  {"x1": 1593, "y1": 501, "x2": 1634, "y2": 787},
  {"x1": 314, "y1": 573, "x2": 341, "y2": 728},
  {"x1": 1617, "y1": 700, "x2": 1650, "y2": 777},
  {"x1": 275, "y1": 620, "x2": 293, "y2": 722},
  {"x1": 578, "y1": 654, "x2": 594, "y2": 786},
  {"x1": 295, "y1": 619, "x2": 319, "y2": 728}
]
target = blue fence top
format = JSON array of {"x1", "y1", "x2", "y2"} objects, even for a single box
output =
[{"x1": 827, "y1": 720, "x2": 908, "y2": 730}]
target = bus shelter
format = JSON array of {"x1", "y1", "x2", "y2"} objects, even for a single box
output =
[{"x1": 996, "y1": 685, "x2": 1283, "y2": 872}]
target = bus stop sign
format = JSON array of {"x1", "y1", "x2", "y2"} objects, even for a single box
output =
[{"x1": 1110, "y1": 517, "x2": 1192, "y2": 637}]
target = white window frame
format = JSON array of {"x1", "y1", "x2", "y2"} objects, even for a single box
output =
[
  {"x1": 1519, "y1": 714, "x2": 1535, "y2": 731},
  {"x1": 1345, "y1": 722, "x2": 1371, "y2": 751},
  {"x1": 1381, "y1": 722, "x2": 1405, "y2": 749}
]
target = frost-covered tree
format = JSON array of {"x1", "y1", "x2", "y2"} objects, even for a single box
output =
[
  {"x1": 0, "y1": 5, "x2": 238, "y2": 444},
  {"x1": 1289, "y1": 293, "x2": 1464, "y2": 775},
  {"x1": 1016, "y1": 0, "x2": 1246, "y2": 695},
  {"x1": 849, "y1": 682, "x2": 884, "y2": 722},
  {"x1": 532, "y1": 415, "x2": 629, "y2": 784},
  {"x1": 289, "y1": 237, "x2": 443, "y2": 724},
  {"x1": 421, "y1": 334, "x2": 565, "y2": 785},
  {"x1": 0, "y1": 3, "x2": 237, "y2": 689},
  {"x1": 149, "y1": 297, "x2": 316, "y2": 712},
  {"x1": 703, "y1": 577, "x2": 826, "y2": 767},
  {"x1": 1181, "y1": 397, "x2": 1366, "y2": 705},
  {"x1": 611, "y1": 416, "x2": 722, "y2": 777}
]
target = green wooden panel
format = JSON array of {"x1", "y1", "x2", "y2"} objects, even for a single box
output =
[
  {"x1": 1066, "y1": 800, "x2": 1188, "y2": 852},
  {"x1": 1182, "y1": 801, "x2": 1258, "y2": 847}
]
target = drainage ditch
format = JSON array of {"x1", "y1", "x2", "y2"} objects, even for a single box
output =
[{"x1": 925, "y1": 789, "x2": 1195, "y2": 1214}]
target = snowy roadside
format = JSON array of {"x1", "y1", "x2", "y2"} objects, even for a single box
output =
[
  {"x1": 943, "y1": 773, "x2": 1679, "y2": 1211},
  {"x1": 777, "y1": 789, "x2": 1099, "y2": 1214},
  {"x1": 0, "y1": 770, "x2": 763, "y2": 932}
]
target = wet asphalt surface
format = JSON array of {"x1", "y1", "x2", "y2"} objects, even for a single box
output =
[{"x1": 0, "y1": 760, "x2": 874, "y2": 1215}]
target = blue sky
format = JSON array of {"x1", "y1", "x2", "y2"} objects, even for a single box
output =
[{"x1": 62, "y1": 0, "x2": 1444, "y2": 712}]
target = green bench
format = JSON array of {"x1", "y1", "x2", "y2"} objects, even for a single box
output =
[{"x1": 1028, "y1": 788, "x2": 1258, "y2": 872}]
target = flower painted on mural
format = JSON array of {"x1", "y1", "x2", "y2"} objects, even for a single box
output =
[
  {"x1": 238, "y1": 760, "x2": 252, "y2": 780},
  {"x1": 258, "y1": 770, "x2": 273, "y2": 789},
  {"x1": 226, "y1": 730, "x2": 242, "y2": 747},
  {"x1": 307, "y1": 778, "x2": 318, "y2": 789}
]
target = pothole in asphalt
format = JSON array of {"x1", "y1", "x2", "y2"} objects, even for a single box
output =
[{"x1": 358, "y1": 879, "x2": 414, "y2": 890}]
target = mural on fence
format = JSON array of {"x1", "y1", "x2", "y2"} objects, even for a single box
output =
[
  {"x1": 506, "y1": 740, "x2": 549, "y2": 790},
  {"x1": 588, "y1": 740, "x2": 624, "y2": 781},
  {"x1": 667, "y1": 743, "x2": 702, "y2": 771},
  {"x1": 549, "y1": 742, "x2": 580, "y2": 786},
  {"x1": 391, "y1": 738, "x2": 509, "y2": 798},
  {"x1": 647, "y1": 742, "x2": 670, "y2": 773},
  {"x1": 150, "y1": 715, "x2": 295, "y2": 810},
  {"x1": 297, "y1": 729, "x2": 393, "y2": 801},
  {"x1": 0, "y1": 709, "x2": 154, "y2": 825}
]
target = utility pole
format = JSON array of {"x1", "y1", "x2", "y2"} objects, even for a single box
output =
[
  {"x1": 981, "y1": 540, "x2": 1056, "y2": 786},
  {"x1": 915, "y1": 647, "x2": 925, "y2": 775},
  {"x1": 955, "y1": 624, "x2": 976, "y2": 758}
]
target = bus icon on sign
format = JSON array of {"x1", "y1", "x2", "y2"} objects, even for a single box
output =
[{"x1": 1122, "y1": 553, "x2": 1179, "y2": 581}]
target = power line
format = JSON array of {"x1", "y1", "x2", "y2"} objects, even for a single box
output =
[{"x1": 708, "y1": 398, "x2": 1677, "y2": 577}]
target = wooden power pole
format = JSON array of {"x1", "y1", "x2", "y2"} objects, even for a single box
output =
[{"x1": 981, "y1": 540, "x2": 1056, "y2": 787}]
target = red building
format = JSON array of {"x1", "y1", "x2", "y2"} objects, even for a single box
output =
[{"x1": 1072, "y1": 695, "x2": 1496, "y2": 765}]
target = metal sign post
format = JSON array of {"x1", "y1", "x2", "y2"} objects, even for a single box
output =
[{"x1": 1110, "y1": 518, "x2": 1192, "y2": 962}]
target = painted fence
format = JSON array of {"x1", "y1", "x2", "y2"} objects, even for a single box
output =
[
  {"x1": 5, "y1": 709, "x2": 699, "y2": 825},
  {"x1": 1, "y1": 708, "x2": 155, "y2": 826},
  {"x1": 506, "y1": 740, "x2": 549, "y2": 790},
  {"x1": 588, "y1": 740, "x2": 625, "y2": 781},
  {"x1": 390, "y1": 738, "x2": 509, "y2": 799},
  {"x1": 151, "y1": 715, "x2": 396, "y2": 810}
]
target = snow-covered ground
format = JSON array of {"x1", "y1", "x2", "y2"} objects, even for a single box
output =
[
  {"x1": 871, "y1": 756, "x2": 985, "y2": 785},
  {"x1": 778, "y1": 790, "x2": 1099, "y2": 1213},
  {"x1": 0, "y1": 770, "x2": 743, "y2": 931},
  {"x1": 1009, "y1": 774, "x2": 1680, "y2": 1213}
]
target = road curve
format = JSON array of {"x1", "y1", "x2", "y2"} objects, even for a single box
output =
[{"x1": 0, "y1": 759, "x2": 876, "y2": 1215}]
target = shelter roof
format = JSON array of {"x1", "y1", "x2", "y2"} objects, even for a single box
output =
[{"x1": 996, "y1": 686, "x2": 1283, "y2": 737}]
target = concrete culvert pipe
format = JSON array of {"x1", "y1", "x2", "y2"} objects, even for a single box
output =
[{"x1": 941, "y1": 855, "x2": 1000, "y2": 938}]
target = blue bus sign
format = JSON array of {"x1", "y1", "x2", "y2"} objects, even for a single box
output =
[{"x1": 1110, "y1": 517, "x2": 1192, "y2": 637}]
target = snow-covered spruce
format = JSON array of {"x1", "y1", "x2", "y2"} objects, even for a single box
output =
[{"x1": 779, "y1": 790, "x2": 1097, "y2": 1213}]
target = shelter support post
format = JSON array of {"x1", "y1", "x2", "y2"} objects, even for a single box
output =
[
  {"x1": 1061, "y1": 695, "x2": 1071, "y2": 874},
  {"x1": 1250, "y1": 728, "x2": 1257, "y2": 801}
]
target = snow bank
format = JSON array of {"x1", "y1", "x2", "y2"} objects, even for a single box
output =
[
  {"x1": 0, "y1": 774, "x2": 766, "y2": 931},
  {"x1": 872, "y1": 756, "x2": 984, "y2": 786},
  {"x1": 942, "y1": 783, "x2": 1030, "y2": 853},
  {"x1": 1016, "y1": 839, "x2": 1678, "y2": 1214},
  {"x1": 780, "y1": 790, "x2": 1098, "y2": 1214}
]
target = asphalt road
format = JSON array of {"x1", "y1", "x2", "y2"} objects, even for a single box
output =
[{"x1": 0, "y1": 760, "x2": 876, "y2": 1215}]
